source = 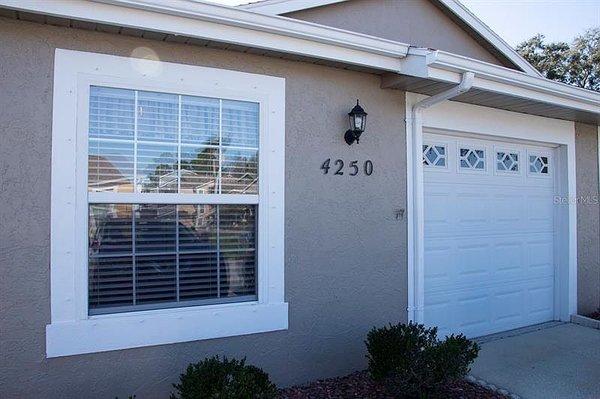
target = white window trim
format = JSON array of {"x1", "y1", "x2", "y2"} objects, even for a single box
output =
[{"x1": 47, "y1": 49, "x2": 287, "y2": 358}]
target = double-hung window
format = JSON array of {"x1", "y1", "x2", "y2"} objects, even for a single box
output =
[
  {"x1": 47, "y1": 49, "x2": 287, "y2": 357},
  {"x1": 88, "y1": 88, "x2": 260, "y2": 314}
]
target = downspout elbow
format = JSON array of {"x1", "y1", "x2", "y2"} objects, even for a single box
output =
[
  {"x1": 412, "y1": 71, "x2": 475, "y2": 114},
  {"x1": 455, "y1": 71, "x2": 475, "y2": 95}
]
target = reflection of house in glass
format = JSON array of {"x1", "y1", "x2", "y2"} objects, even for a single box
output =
[
  {"x1": 150, "y1": 165, "x2": 258, "y2": 195},
  {"x1": 88, "y1": 154, "x2": 134, "y2": 193}
]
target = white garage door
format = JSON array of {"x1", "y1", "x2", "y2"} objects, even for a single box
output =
[{"x1": 423, "y1": 133, "x2": 557, "y2": 338}]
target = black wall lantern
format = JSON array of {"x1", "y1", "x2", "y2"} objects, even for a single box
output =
[{"x1": 344, "y1": 99, "x2": 368, "y2": 145}]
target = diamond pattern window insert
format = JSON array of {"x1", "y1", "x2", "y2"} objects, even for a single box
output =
[
  {"x1": 497, "y1": 151, "x2": 519, "y2": 172},
  {"x1": 423, "y1": 144, "x2": 446, "y2": 167},
  {"x1": 459, "y1": 148, "x2": 485, "y2": 170},
  {"x1": 529, "y1": 155, "x2": 549, "y2": 174}
]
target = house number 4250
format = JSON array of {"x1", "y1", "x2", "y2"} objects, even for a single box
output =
[{"x1": 321, "y1": 159, "x2": 373, "y2": 176}]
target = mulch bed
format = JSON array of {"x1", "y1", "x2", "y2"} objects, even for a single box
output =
[
  {"x1": 586, "y1": 309, "x2": 600, "y2": 321},
  {"x1": 278, "y1": 371, "x2": 509, "y2": 399}
]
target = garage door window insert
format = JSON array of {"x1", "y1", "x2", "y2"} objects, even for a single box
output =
[
  {"x1": 496, "y1": 151, "x2": 519, "y2": 173},
  {"x1": 423, "y1": 144, "x2": 447, "y2": 167},
  {"x1": 88, "y1": 87, "x2": 259, "y2": 315},
  {"x1": 459, "y1": 147, "x2": 485, "y2": 170}
]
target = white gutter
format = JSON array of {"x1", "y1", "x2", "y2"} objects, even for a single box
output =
[
  {"x1": 407, "y1": 72, "x2": 475, "y2": 323},
  {"x1": 240, "y1": 0, "x2": 542, "y2": 77},
  {"x1": 0, "y1": 0, "x2": 409, "y2": 71},
  {"x1": 0, "y1": 0, "x2": 597, "y2": 118},
  {"x1": 398, "y1": 49, "x2": 600, "y2": 118}
]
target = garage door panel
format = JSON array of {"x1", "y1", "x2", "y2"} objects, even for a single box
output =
[
  {"x1": 455, "y1": 192, "x2": 490, "y2": 228},
  {"x1": 426, "y1": 235, "x2": 553, "y2": 292},
  {"x1": 527, "y1": 280, "x2": 554, "y2": 316},
  {"x1": 424, "y1": 244, "x2": 453, "y2": 283},
  {"x1": 424, "y1": 190, "x2": 454, "y2": 236},
  {"x1": 526, "y1": 238, "x2": 554, "y2": 276},
  {"x1": 493, "y1": 289, "x2": 524, "y2": 323},
  {"x1": 490, "y1": 193, "x2": 526, "y2": 226},
  {"x1": 455, "y1": 242, "x2": 493, "y2": 280},
  {"x1": 526, "y1": 194, "x2": 554, "y2": 230},
  {"x1": 424, "y1": 133, "x2": 556, "y2": 338},
  {"x1": 426, "y1": 277, "x2": 554, "y2": 338}
]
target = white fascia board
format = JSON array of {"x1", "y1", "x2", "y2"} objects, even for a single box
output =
[
  {"x1": 240, "y1": 0, "x2": 346, "y2": 14},
  {"x1": 437, "y1": 0, "x2": 542, "y2": 77},
  {"x1": 0, "y1": 0, "x2": 408, "y2": 71},
  {"x1": 406, "y1": 49, "x2": 600, "y2": 115},
  {"x1": 241, "y1": 0, "x2": 541, "y2": 77}
]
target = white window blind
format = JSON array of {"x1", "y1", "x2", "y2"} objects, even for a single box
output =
[{"x1": 88, "y1": 86, "x2": 259, "y2": 315}]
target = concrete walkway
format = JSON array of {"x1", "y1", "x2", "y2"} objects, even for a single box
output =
[{"x1": 471, "y1": 323, "x2": 600, "y2": 399}]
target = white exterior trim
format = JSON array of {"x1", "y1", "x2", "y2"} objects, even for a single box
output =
[
  {"x1": 393, "y1": 49, "x2": 600, "y2": 119},
  {"x1": 436, "y1": 0, "x2": 541, "y2": 77},
  {"x1": 240, "y1": 0, "x2": 346, "y2": 14},
  {"x1": 405, "y1": 92, "x2": 578, "y2": 327},
  {"x1": 1, "y1": 0, "x2": 598, "y2": 118},
  {"x1": 47, "y1": 48, "x2": 287, "y2": 357},
  {"x1": 0, "y1": 0, "x2": 408, "y2": 72},
  {"x1": 240, "y1": 0, "x2": 541, "y2": 76}
]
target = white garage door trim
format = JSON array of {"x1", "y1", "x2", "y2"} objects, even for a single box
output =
[{"x1": 405, "y1": 92, "x2": 577, "y2": 333}]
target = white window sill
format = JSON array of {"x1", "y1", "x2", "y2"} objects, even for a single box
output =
[{"x1": 46, "y1": 302, "x2": 288, "y2": 357}]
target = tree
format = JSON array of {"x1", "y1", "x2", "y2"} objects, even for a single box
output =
[{"x1": 517, "y1": 28, "x2": 599, "y2": 92}]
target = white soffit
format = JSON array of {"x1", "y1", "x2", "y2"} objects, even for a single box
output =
[
  {"x1": 240, "y1": 0, "x2": 542, "y2": 77},
  {"x1": 0, "y1": 0, "x2": 410, "y2": 72}
]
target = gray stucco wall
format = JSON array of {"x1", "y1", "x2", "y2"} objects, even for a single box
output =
[
  {"x1": 575, "y1": 122, "x2": 600, "y2": 315},
  {"x1": 0, "y1": 18, "x2": 408, "y2": 398},
  {"x1": 285, "y1": 0, "x2": 509, "y2": 67}
]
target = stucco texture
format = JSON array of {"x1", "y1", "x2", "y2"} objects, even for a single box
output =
[
  {"x1": 575, "y1": 122, "x2": 600, "y2": 315},
  {"x1": 285, "y1": 0, "x2": 509, "y2": 67},
  {"x1": 0, "y1": 18, "x2": 408, "y2": 398}
]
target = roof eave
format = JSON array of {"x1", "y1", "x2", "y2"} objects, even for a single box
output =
[
  {"x1": 435, "y1": 0, "x2": 542, "y2": 77},
  {"x1": 239, "y1": 0, "x2": 543, "y2": 77},
  {"x1": 391, "y1": 48, "x2": 600, "y2": 118},
  {"x1": 0, "y1": 0, "x2": 409, "y2": 71},
  {"x1": 0, "y1": 0, "x2": 597, "y2": 121},
  {"x1": 240, "y1": 0, "x2": 347, "y2": 14}
]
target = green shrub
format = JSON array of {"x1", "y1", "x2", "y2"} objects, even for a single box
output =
[
  {"x1": 170, "y1": 356, "x2": 277, "y2": 399},
  {"x1": 366, "y1": 322, "x2": 479, "y2": 398}
]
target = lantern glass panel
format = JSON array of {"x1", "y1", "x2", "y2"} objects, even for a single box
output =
[{"x1": 354, "y1": 115, "x2": 363, "y2": 131}]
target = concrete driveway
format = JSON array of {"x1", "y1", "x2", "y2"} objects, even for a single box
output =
[{"x1": 471, "y1": 322, "x2": 600, "y2": 399}]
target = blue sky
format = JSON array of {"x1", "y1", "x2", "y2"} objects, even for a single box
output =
[{"x1": 210, "y1": 0, "x2": 600, "y2": 47}]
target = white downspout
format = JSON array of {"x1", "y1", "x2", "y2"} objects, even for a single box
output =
[{"x1": 407, "y1": 72, "x2": 475, "y2": 324}]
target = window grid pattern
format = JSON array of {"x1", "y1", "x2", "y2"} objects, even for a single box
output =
[
  {"x1": 459, "y1": 148, "x2": 485, "y2": 170},
  {"x1": 529, "y1": 155, "x2": 549, "y2": 174},
  {"x1": 496, "y1": 151, "x2": 519, "y2": 172},
  {"x1": 87, "y1": 86, "x2": 260, "y2": 315},
  {"x1": 89, "y1": 87, "x2": 259, "y2": 195},
  {"x1": 88, "y1": 204, "x2": 257, "y2": 314},
  {"x1": 423, "y1": 144, "x2": 446, "y2": 167}
]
